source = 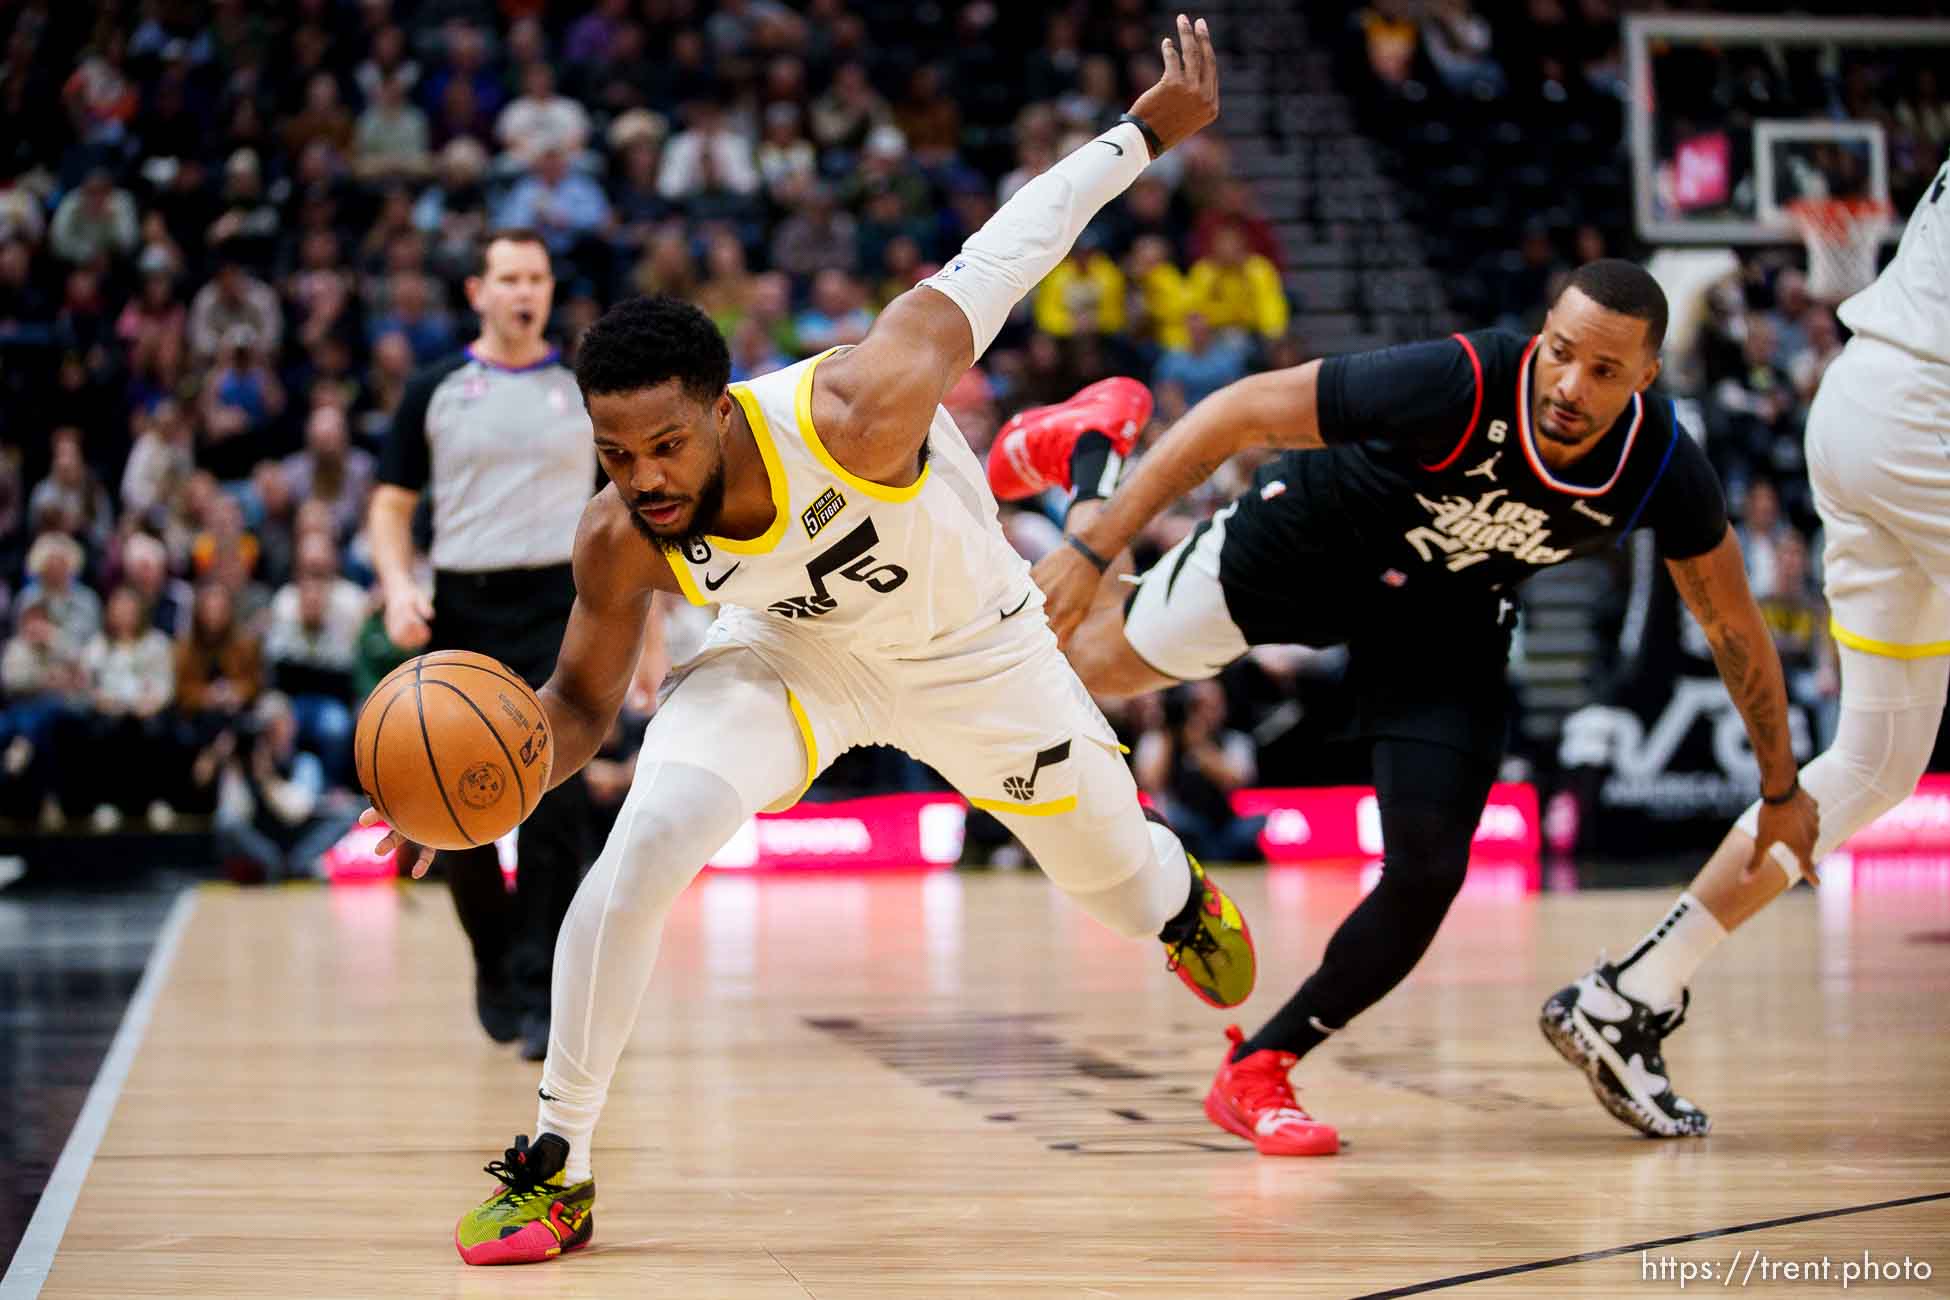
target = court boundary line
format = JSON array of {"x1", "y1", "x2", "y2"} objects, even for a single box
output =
[
  {"x1": 1355, "y1": 1188, "x2": 1950, "y2": 1297},
  {"x1": 0, "y1": 888, "x2": 198, "y2": 1299}
]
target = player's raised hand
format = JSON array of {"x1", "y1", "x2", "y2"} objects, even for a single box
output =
[
  {"x1": 1127, "y1": 14, "x2": 1220, "y2": 155},
  {"x1": 360, "y1": 805, "x2": 435, "y2": 879}
]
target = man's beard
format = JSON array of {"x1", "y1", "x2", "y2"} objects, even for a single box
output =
[
  {"x1": 624, "y1": 456, "x2": 729, "y2": 558},
  {"x1": 1534, "y1": 398, "x2": 1592, "y2": 446}
]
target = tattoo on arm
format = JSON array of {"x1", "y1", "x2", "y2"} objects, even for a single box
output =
[{"x1": 1673, "y1": 551, "x2": 1791, "y2": 779}]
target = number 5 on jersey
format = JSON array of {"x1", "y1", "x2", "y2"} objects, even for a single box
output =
[{"x1": 768, "y1": 518, "x2": 909, "y2": 619}]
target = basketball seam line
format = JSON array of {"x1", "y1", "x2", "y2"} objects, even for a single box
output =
[
  {"x1": 412, "y1": 659, "x2": 475, "y2": 846},
  {"x1": 409, "y1": 653, "x2": 535, "y2": 698},
  {"x1": 367, "y1": 688, "x2": 406, "y2": 823},
  {"x1": 421, "y1": 678, "x2": 529, "y2": 816}
]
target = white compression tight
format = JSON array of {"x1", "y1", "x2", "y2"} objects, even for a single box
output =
[
  {"x1": 536, "y1": 651, "x2": 807, "y2": 1182},
  {"x1": 1737, "y1": 645, "x2": 1950, "y2": 867},
  {"x1": 532, "y1": 647, "x2": 1194, "y2": 1181}
]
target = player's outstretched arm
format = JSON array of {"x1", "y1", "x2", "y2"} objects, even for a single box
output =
[
  {"x1": 1037, "y1": 361, "x2": 1321, "y2": 642},
  {"x1": 1666, "y1": 528, "x2": 1821, "y2": 881},
  {"x1": 814, "y1": 15, "x2": 1220, "y2": 482}
]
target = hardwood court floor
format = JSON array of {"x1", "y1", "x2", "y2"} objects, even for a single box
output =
[{"x1": 33, "y1": 865, "x2": 1950, "y2": 1298}]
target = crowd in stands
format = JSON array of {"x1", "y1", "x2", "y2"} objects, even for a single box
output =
[{"x1": 0, "y1": 0, "x2": 1307, "y2": 874}]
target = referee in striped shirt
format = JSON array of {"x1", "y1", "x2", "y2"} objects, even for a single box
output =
[{"x1": 368, "y1": 229, "x2": 597, "y2": 1059}]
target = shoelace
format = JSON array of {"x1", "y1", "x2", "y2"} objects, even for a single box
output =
[
  {"x1": 483, "y1": 1141, "x2": 559, "y2": 1204},
  {"x1": 1232, "y1": 1056, "x2": 1310, "y2": 1122},
  {"x1": 1163, "y1": 914, "x2": 1220, "y2": 973}
]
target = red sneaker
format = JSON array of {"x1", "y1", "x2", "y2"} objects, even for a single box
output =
[
  {"x1": 986, "y1": 376, "x2": 1153, "y2": 500},
  {"x1": 1203, "y1": 1026, "x2": 1340, "y2": 1156}
]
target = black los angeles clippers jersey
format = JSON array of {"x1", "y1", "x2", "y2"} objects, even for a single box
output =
[{"x1": 1226, "y1": 329, "x2": 1728, "y2": 594}]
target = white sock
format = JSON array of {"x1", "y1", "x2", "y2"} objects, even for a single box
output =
[
  {"x1": 538, "y1": 1082, "x2": 600, "y2": 1184},
  {"x1": 1613, "y1": 892, "x2": 1726, "y2": 1011}
]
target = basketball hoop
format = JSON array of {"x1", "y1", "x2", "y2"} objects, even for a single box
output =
[{"x1": 1787, "y1": 196, "x2": 1892, "y2": 303}]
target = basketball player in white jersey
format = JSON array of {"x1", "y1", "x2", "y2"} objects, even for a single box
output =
[
  {"x1": 361, "y1": 18, "x2": 1249, "y2": 1265},
  {"x1": 1544, "y1": 153, "x2": 1950, "y2": 1138}
]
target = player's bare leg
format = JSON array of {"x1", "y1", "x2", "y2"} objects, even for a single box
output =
[{"x1": 1545, "y1": 645, "x2": 1949, "y2": 1137}]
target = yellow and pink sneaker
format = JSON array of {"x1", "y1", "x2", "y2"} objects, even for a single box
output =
[{"x1": 454, "y1": 1133, "x2": 595, "y2": 1266}]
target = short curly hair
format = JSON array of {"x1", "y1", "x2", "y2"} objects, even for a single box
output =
[{"x1": 574, "y1": 294, "x2": 731, "y2": 405}]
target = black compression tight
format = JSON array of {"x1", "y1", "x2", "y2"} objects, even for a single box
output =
[{"x1": 1237, "y1": 738, "x2": 1499, "y2": 1061}]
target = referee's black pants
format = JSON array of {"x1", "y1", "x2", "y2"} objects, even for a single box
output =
[{"x1": 432, "y1": 565, "x2": 592, "y2": 1017}]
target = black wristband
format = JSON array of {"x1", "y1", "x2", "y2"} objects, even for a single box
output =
[
  {"x1": 1761, "y1": 777, "x2": 1800, "y2": 805},
  {"x1": 1065, "y1": 534, "x2": 1112, "y2": 573},
  {"x1": 1117, "y1": 112, "x2": 1164, "y2": 160}
]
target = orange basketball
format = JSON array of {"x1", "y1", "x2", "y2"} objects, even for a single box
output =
[{"x1": 353, "y1": 650, "x2": 554, "y2": 851}]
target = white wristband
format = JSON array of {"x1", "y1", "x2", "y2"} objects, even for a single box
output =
[{"x1": 919, "y1": 120, "x2": 1151, "y2": 359}]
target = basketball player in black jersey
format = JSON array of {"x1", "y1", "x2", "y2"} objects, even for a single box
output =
[{"x1": 998, "y1": 259, "x2": 1820, "y2": 1154}]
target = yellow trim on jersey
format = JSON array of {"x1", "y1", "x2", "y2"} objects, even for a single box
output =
[
  {"x1": 761, "y1": 689, "x2": 820, "y2": 813},
  {"x1": 1830, "y1": 615, "x2": 1950, "y2": 660},
  {"x1": 967, "y1": 794, "x2": 1078, "y2": 817},
  {"x1": 713, "y1": 383, "x2": 791, "y2": 555},
  {"x1": 667, "y1": 553, "x2": 709, "y2": 606},
  {"x1": 795, "y1": 348, "x2": 932, "y2": 503}
]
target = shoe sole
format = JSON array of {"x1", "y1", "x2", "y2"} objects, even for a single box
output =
[
  {"x1": 1172, "y1": 899, "x2": 1256, "y2": 1009},
  {"x1": 1202, "y1": 1087, "x2": 1340, "y2": 1156},
  {"x1": 1540, "y1": 1003, "x2": 1707, "y2": 1139},
  {"x1": 456, "y1": 1212, "x2": 594, "y2": 1265}
]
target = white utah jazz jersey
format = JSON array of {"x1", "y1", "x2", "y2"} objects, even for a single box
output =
[
  {"x1": 665, "y1": 349, "x2": 1033, "y2": 655},
  {"x1": 1838, "y1": 153, "x2": 1950, "y2": 368}
]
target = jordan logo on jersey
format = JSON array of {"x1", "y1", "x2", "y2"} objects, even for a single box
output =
[
  {"x1": 1405, "y1": 488, "x2": 1572, "y2": 572},
  {"x1": 1464, "y1": 452, "x2": 1501, "y2": 481},
  {"x1": 801, "y1": 486, "x2": 846, "y2": 539},
  {"x1": 1003, "y1": 740, "x2": 1071, "y2": 801}
]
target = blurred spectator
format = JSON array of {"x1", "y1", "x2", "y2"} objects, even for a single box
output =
[
  {"x1": 1735, "y1": 478, "x2": 1792, "y2": 601},
  {"x1": 1155, "y1": 312, "x2": 1253, "y2": 408},
  {"x1": 197, "y1": 327, "x2": 287, "y2": 481},
  {"x1": 564, "y1": 0, "x2": 631, "y2": 68},
  {"x1": 497, "y1": 63, "x2": 591, "y2": 169},
  {"x1": 772, "y1": 184, "x2": 858, "y2": 281},
  {"x1": 1754, "y1": 529, "x2": 1837, "y2": 746},
  {"x1": 284, "y1": 405, "x2": 377, "y2": 545},
  {"x1": 355, "y1": 24, "x2": 421, "y2": 106},
  {"x1": 1035, "y1": 240, "x2": 1128, "y2": 338},
  {"x1": 1358, "y1": 0, "x2": 1421, "y2": 89},
  {"x1": 355, "y1": 73, "x2": 433, "y2": 183},
  {"x1": 188, "y1": 253, "x2": 281, "y2": 365},
  {"x1": 29, "y1": 430, "x2": 114, "y2": 553},
  {"x1": 117, "y1": 248, "x2": 188, "y2": 392},
  {"x1": 263, "y1": 538, "x2": 363, "y2": 784},
  {"x1": 49, "y1": 167, "x2": 139, "y2": 267},
  {"x1": 809, "y1": 61, "x2": 891, "y2": 159},
  {"x1": 794, "y1": 269, "x2": 874, "y2": 353},
  {"x1": 1134, "y1": 681, "x2": 1265, "y2": 863},
  {"x1": 658, "y1": 101, "x2": 759, "y2": 201},
  {"x1": 496, "y1": 147, "x2": 611, "y2": 259},
  {"x1": 757, "y1": 102, "x2": 818, "y2": 202},
  {"x1": 368, "y1": 271, "x2": 456, "y2": 365},
  {"x1": 1126, "y1": 234, "x2": 1192, "y2": 351},
  {"x1": 21, "y1": 533, "x2": 102, "y2": 647},
  {"x1": 607, "y1": 110, "x2": 672, "y2": 246},
  {"x1": 413, "y1": 138, "x2": 492, "y2": 281},
  {"x1": 895, "y1": 66, "x2": 963, "y2": 166},
  {"x1": 1788, "y1": 307, "x2": 1844, "y2": 407},
  {"x1": 1422, "y1": 0, "x2": 1505, "y2": 99},
  {"x1": 175, "y1": 579, "x2": 262, "y2": 753},
  {"x1": 214, "y1": 690, "x2": 355, "y2": 882},
  {"x1": 1, "y1": 597, "x2": 87, "y2": 822},
  {"x1": 73, "y1": 584, "x2": 176, "y2": 828},
  {"x1": 120, "y1": 400, "x2": 196, "y2": 523},
  {"x1": 284, "y1": 72, "x2": 355, "y2": 158},
  {"x1": 206, "y1": 150, "x2": 280, "y2": 268},
  {"x1": 121, "y1": 531, "x2": 190, "y2": 638},
  {"x1": 1186, "y1": 223, "x2": 1289, "y2": 342}
]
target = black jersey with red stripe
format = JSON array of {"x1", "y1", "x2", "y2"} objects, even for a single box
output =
[{"x1": 1230, "y1": 328, "x2": 1728, "y2": 595}]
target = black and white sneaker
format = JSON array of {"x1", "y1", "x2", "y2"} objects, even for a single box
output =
[{"x1": 1541, "y1": 960, "x2": 1710, "y2": 1138}]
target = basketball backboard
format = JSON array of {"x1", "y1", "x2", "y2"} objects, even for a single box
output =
[{"x1": 1626, "y1": 14, "x2": 1950, "y2": 245}]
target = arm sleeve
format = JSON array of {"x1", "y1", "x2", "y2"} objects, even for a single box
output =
[
  {"x1": 1639, "y1": 429, "x2": 1730, "y2": 561},
  {"x1": 1315, "y1": 333, "x2": 1484, "y2": 459},
  {"x1": 377, "y1": 366, "x2": 440, "y2": 491}
]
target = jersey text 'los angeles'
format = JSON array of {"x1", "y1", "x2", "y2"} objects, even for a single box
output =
[{"x1": 1224, "y1": 329, "x2": 1729, "y2": 594}]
